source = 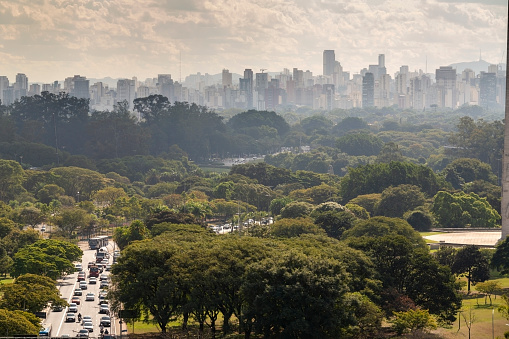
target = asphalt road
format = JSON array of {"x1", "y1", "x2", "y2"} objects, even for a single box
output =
[{"x1": 44, "y1": 241, "x2": 120, "y2": 338}]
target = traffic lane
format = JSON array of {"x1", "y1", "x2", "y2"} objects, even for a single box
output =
[{"x1": 54, "y1": 246, "x2": 113, "y2": 337}]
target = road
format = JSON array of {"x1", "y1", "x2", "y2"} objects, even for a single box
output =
[{"x1": 44, "y1": 241, "x2": 120, "y2": 338}]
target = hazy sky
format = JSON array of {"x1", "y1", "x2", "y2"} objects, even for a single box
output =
[{"x1": 0, "y1": 0, "x2": 506, "y2": 83}]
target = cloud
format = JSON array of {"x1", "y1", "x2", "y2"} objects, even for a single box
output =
[{"x1": 0, "y1": 0, "x2": 505, "y2": 82}]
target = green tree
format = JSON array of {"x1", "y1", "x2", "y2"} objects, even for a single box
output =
[
  {"x1": 52, "y1": 207, "x2": 93, "y2": 237},
  {"x1": 0, "y1": 309, "x2": 40, "y2": 336},
  {"x1": 475, "y1": 281, "x2": 501, "y2": 305},
  {"x1": 336, "y1": 133, "x2": 383, "y2": 156},
  {"x1": 374, "y1": 184, "x2": 426, "y2": 218},
  {"x1": 241, "y1": 250, "x2": 348, "y2": 338},
  {"x1": 376, "y1": 142, "x2": 405, "y2": 163},
  {"x1": 11, "y1": 239, "x2": 82, "y2": 279},
  {"x1": 390, "y1": 308, "x2": 437, "y2": 337},
  {"x1": 50, "y1": 166, "x2": 105, "y2": 200},
  {"x1": 113, "y1": 220, "x2": 149, "y2": 250},
  {"x1": 405, "y1": 210, "x2": 433, "y2": 232},
  {"x1": 432, "y1": 191, "x2": 500, "y2": 228},
  {"x1": 443, "y1": 158, "x2": 497, "y2": 189},
  {"x1": 18, "y1": 206, "x2": 46, "y2": 228},
  {"x1": 0, "y1": 160, "x2": 26, "y2": 202},
  {"x1": 268, "y1": 217, "x2": 326, "y2": 238},
  {"x1": 1, "y1": 273, "x2": 64, "y2": 313},
  {"x1": 280, "y1": 201, "x2": 313, "y2": 219},
  {"x1": 451, "y1": 245, "x2": 490, "y2": 293},
  {"x1": 491, "y1": 236, "x2": 509, "y2": 274},
  {"x1": 313, "y1": 210, "x2": 356, "y2": 239}
]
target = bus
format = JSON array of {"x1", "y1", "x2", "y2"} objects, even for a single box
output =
[
  {"x1": 39, "y1": 323, "x2": 51, "y2": 337},
  {"x1": 89, "y1": 235, "x2": 108, "y2": 250}
]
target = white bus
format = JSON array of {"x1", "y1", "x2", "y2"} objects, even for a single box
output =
[{"x1": 89, "y1": 235, "x2": 108, "y2": 250}]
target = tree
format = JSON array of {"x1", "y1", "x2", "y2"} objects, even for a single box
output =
[
  {"x1": 451, "y1": 245, "x2": 490, "y2": 293},
  {"x1": 50, "y1": 166, "x2": 105, "y2": 200},
  {"x1": 0, "y1": 160, "x2": 26, "y2": 202},
  {"x1": 0, "y1": 309, "x2": 40, "y2": 336},
  {"x1": 332, "y1": 117, "x2": 369, "y2": 136},
  {"x1": 241, "y1": 250, "x2": 349, "y2": 338},
  {"x1": 0, "y1": 273, "x2": 64, "y2": 313},
  {"x1": 280, "y1": 201, "x2": 313, "y2": 219},
  {"x1": 52, "y1": 207, "x2": 93, "y2": 237},
  {"x1": 405, "y1": 210, "x2": 433, "y2": 232},
  {"x1": 491, "y1": 236, "x2": 509, "y2": 274},
  {"x1": 390, "y1": 308, "x2": 437, "y2": 337},
  {"x1": 268, "y1": 217, "x2": 326, "y2": 238},
  {"x1": 336, "y1": 133, "x2": 383, "y2": 156},
  {"x1": 376, "y1": 142, "x2": 405, "y2": 163},
  {"x1": 18, "y1": 206, "x2": 45, "y2": 228},
  {"x1": 443, "y1": 158, "x2": 497, "y2": 189},
  {"x1": 475, "y1": 281, "x2": 501, "y2": 305},
  {"x1": 228, "y1": 110, "x2": 290, "y2": 136},
  {"x1": 92, "y1": 187, "x2": 128, "y2": 206},
  {"x1": 113, "y1": 220, "x2": 149, "y2": 250},
  {"x1": 374, "y1": 184, "x2": 426, "y2": 218},
  {"x1": 36, "y1": 184, "x2": 65, "y2": 204},
  {"x1": 432, "y1": 191, "x2": 500, "y2": 228},
  {"x1": 340, "y1": 162, "x2": 442, "y2": 202},
  {"x1": 11, "y1": 239, "x2": 82, "y2": 279},
  {"x1": 110, "y1": 237, "x2": 186, "y2": 332},
  {"x1": 313, "y1": 210, "x2": 356, "y2": 239}
]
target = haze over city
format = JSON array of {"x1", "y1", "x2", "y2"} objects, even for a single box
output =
[{"x1": 0, "y1": 0, "x2": 507, "y2": 82}]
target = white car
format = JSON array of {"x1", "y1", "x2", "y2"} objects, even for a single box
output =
[
  {"x1": 89, "y1": 277, "x2": 97, "y2": 284},
  {"x1": 81, "y1": 315, "x2": 92, "y2": 325},
  {"x1": 83, "y1": 321, "x2": 93, "y2": 332},
  {"x1": 85, "y1": 293, "x2": 95, "y2": 301},
  {"x1": 100, "y1": 316, "x2": 111, "y2": 327},
  {"x1": 79, "y1": 281, "x2": 87, "y2": 290},
  {"x1": 68, "y1": 303, "x2": 78, "y2": 313}
]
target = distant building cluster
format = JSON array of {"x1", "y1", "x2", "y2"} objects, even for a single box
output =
[{"x1": 0, "y1": 51, "x2": 505, "y2": 112}]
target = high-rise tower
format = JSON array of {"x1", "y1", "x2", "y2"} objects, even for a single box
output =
[{"x1": 323, "y1": 50, "x2": 335, "y2": 77}]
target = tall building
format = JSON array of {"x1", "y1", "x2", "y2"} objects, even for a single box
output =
[
  {"x1": 29, "y1": 84, "x2": 41, "y2": 96},
  {"x1": 71, "y1": 75, "x2": 90, "y2": 99},
  {"x1": 479, "y1": 72, "x2": 497, "y2": 109},
  {"x1": 157, "y1": 74, "x2": 174, "y2": 102},
  {"x1": 222, "y1": 69, "x2": 232, "y2": 88},
  {"x1": 436, "y1": 66, "x2": 457, "y2": 109},
  {"x1": 255, "y1": 72, "x2": 269, "y2": 110},
  {"x1": 117, "y1": 79, "x2": 136, "y2": 109},
  {"x1": 362, "y1": 72, "x2": 374, "y2": 108},
  {"x1": 0, "y1": 76, "x2": 9, "y2": 104},
  {"x1": 14, "y1": 73, "x2": 27, "y2": 101},
  {"x1": 239, "y1": 69, "x2": 254, "y2": 109},
  {"x1": 323, "y1": 50, "x2": 335, "y2": 77}
]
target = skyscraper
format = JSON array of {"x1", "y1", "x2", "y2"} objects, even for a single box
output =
[
  {"x1": 323, "y1": 50, "x2": 335, "y2": 77},
  {"x1": 362, "y1": 72, "x2": 374, "y2": 108},
  {"x1": 479, "y1": 72, "x2": 497, "y2": 109},
  {"x1": 435, "y1": 66, "x2": 457, "y2": 109},
  {"x1": 222, "y1": 69, "x2": 232, "y2": 88},
  {"x1": 71, "y1": 75, "x2": 90, "y2": 99},
  {"x1": 240, "y1": 69, "x2": 254, "y2": 109}
]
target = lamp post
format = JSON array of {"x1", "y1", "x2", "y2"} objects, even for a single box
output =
[{"x1": 77, "y1": 191, "x2": 80, "y2": 203}]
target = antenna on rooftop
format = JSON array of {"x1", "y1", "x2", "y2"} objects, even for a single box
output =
[{"x1": 260, "y1": 68, "x2": 267, "y2": 73}]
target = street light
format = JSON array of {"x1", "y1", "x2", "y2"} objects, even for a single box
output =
[{"x1": 77, "y1": 191, "x2": 80, "y2": 203}]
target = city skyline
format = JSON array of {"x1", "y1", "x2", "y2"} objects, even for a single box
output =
[{"x1": 0, "y1": 0, "x2": 506, "y2": 82}]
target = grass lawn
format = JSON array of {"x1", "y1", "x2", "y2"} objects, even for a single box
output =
[{"x1": 431, "y1": 276, "x2": 509, "y2": 339}]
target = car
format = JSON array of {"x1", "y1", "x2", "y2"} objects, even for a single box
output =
[
  {"x1": 75, "y1": 263, "x2": 83, "y2": 271},
  {"x1": 85, "y1": 293, "x2": 95, "y2": 301},
  {"x1": 79, "y1": 281, "x2": 87, "y2": 290},
  {"x1": 82, "y1": 321, "x2": 93, "y2": 332},
  {"x1": 99, "y1": 299, "x2": 108, "y2": 306},
  {"x1": 76, "y1": 329, "x2": 89, "y2": 337},
  {"x1": 87, "y1": 261, "x2": 95, "y2": 269},
  {"x1": 100, "y1": 280, "x2": 109, "y2": 289},
  {"x1": 41, "y1": 226, "x2": 46, "y2": 232},
  {"x1": 89, "y1": 277, "x2": 97, "y2": 284},
  {"x1": 105, "y1": 264, "x2": 112, "y2": 271},
  {"x1": 61, "y1": 334, "x2": 70, "y2": 338},
  {"x1": 100, "y1": 316, "x2": 111, "y2": 327},
  {"x1": 99, "y1": 274, "x2": 108, "y2": 281},
  {"x1": 68, "y1": 302, "x2": 78, "y2": 313},
  {"x1": 99, "y1": 291, "x2": 108, "y2": 299},
  {"x1": 74, "y1": 288, "x2": 83, "y2": 296},
  {"x1": 65, "y1": 312, "x2": 76, "y2": 322},
  {"x1": 77, "y1": 274, "x2": 86, "y2": 282},
  {"x1": 99, "y1": 304, "x2": 109, "y2": 314},
  {"x1": 81, "y1": 315, "x2": 92, "y2": 325},
  {"x1": 71, "y1": 297, "x2": 81, "y2": 305}
]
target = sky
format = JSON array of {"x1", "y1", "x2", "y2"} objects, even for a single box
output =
[{"x1": 0, "y1": 0, "x2": 507, "y2": 83}]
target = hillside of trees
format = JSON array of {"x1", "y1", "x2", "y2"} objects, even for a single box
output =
[{"x1": 0, "y1": 93, "x2": 507, "y2": 337}]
